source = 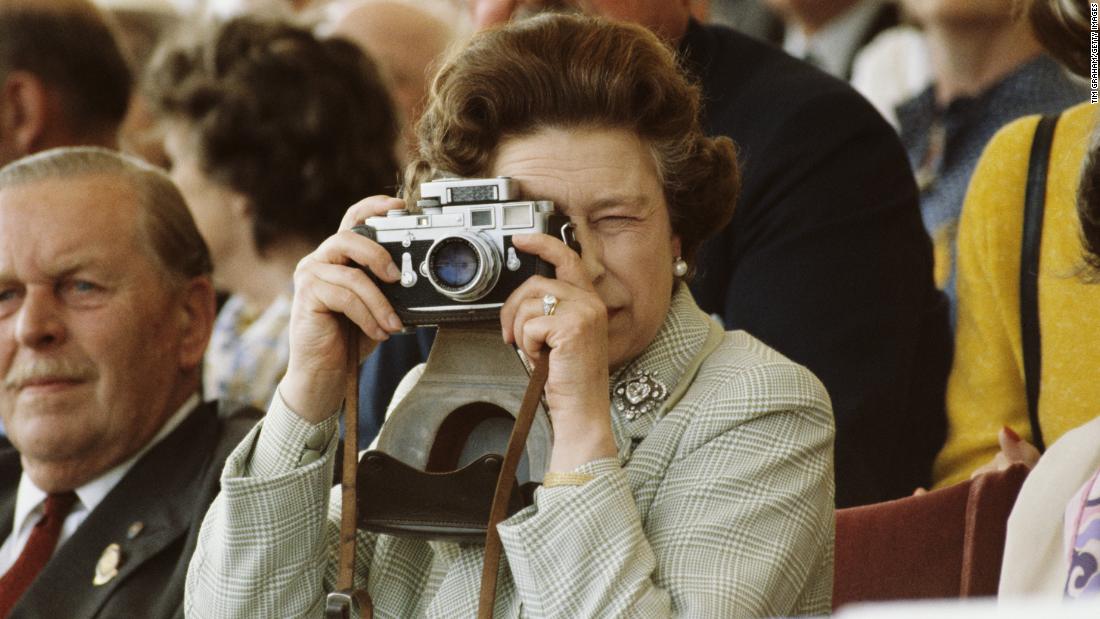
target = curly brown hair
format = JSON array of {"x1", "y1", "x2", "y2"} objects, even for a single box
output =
[
  {"x1": 144, "y1": 16, "x2": 401, "y2": 253},
  {"x1": 407, "y1": 13, "x2": 739, "y2": 269}
]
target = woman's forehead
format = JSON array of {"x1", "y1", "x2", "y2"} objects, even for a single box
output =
[{"x1": 489, "y1": 127, "x2": 663, "y2": 214}]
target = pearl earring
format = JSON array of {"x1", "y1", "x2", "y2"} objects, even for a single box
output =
[{"x1": 673, "y1": 257, "x2": 688, "y2": 278}]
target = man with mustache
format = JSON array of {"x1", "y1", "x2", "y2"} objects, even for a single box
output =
[{"x1": 0, "y1": 147, "x2": 259, "y2": 618}]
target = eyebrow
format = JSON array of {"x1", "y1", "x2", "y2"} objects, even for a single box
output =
[
  {"x1": 0, "y1": 258, "x2": 110, "y2": 284},
  {"x1": 586, "y1": 194, "x2": 651, "y2": 212}
]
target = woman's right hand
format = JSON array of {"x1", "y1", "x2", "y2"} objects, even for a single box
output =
[{"x1": 279, "y1": 195, "x2": 407, "y2": 424}]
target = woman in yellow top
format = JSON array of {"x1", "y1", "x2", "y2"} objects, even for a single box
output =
[{"x1": 933, "y1": 99, "x2": 1099, "y2": 486}]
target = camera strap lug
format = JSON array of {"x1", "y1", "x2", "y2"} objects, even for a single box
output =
[{"x1": 324, "y1": 589, "x2": 372, "y2": 619}]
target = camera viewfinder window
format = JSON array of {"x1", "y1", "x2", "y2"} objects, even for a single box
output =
[
  {"x1": 471, "y1": 210, "x2": 493, "y2": 227},
  {"x1": 502, "y1": 205, "x2": 532, "y2": 228}
]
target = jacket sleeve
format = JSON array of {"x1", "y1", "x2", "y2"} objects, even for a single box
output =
[
  {"x1": 933, "y1": 116, "x2": 1040, "y2": 487},
  {"x1": 185, "y1": 391, "x2": 345, "y2": 618},
  {"x1": 497, "y1": 361, "x2": 835, "y2": 617}
]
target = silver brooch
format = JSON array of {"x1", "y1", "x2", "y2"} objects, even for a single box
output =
[{"x1": 613, "y1": 371, "x2": 669, "y2": 421}]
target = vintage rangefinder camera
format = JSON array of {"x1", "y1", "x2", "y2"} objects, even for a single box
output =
[{"x1": 354, "y1": 177, "x2": 575, "y2": 325}]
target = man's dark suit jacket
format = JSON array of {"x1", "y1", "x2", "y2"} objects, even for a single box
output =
[
  {"x1": 683, "y1": 21, "x2": 952, "y2": 507},
  {"x1": 356, "y1": 20, "x2": 951, "y2": 508},
  {"x1": 0, "y1": 401, "x2": 260, "y2": 618}
]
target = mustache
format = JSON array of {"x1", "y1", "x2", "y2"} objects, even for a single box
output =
[{"x1": 4, "y1": 357, "x2": 98, "y2": 389}]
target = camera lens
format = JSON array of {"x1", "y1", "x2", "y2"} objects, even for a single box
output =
[
  {"x1": 425, "y1": 233, "x2": 501, "y2": 301},
  {"x1": 431, "y1": 239, "x2": 478, "y2": 288}
]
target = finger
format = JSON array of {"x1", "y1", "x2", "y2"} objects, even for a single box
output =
[
  {"x1": 998, "y1": 426, "x2": 1039, "y2": 465},
  {"x1": 1019, "y1": 441, "x2": 1041, "y2": 467},
  {"x1": 518, "y1": 307, "x2": 598, "y2": 360},
  {"x1": 912, "y1": 487, "x2": 927, "y2": 496},
  {"x1": 518, "y1": 314, "x2": 554, "y2": 360},
  {"x1": 339, "y1": 195, "x2": 407, "y2": 231},
  {"x1": 309, "y1": 261, "x2": 403, "y2": 333},
  {"x1": 505, "y1": 294, "x2": 553, "y2": 347},
  {"x1": 503, "y1": 278, "x2": 598, "y2": 347},
  {"x1": 510, "y1": 233, "x2": 592, "y2": 290},
  {"x1": 499, "y1": 276, "x2": 548, "y2": 339},
  {"x1": 303, "y1": 275, "x2": 389, "y2": 342},
  {"x1": 307, "y1": 230, "x2": 401, "y2": 283}
]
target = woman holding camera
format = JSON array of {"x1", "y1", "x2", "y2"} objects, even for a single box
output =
[{"x1": 186, "y1": 14, "x2": 834, "y2": 617}]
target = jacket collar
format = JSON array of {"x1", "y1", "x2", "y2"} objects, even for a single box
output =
[
  {"x1": 11, "y1": 401, "x2": 222, "y2": 618},
  {"x1": 608, "y1": 284, "x2": 718, "y2": 456}
]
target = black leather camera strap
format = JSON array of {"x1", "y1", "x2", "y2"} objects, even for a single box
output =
[{"x1": 1020, "y1": 113, "x2": 1059, "y2": 453}]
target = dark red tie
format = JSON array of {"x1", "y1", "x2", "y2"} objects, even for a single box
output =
[{"x1": 0, "y1": 492, "x2": 78, "y2": 617}]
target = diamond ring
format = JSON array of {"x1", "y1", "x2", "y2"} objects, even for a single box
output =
[{"x1": 542, "y1": 294, "x2": 559, "y2": 316}]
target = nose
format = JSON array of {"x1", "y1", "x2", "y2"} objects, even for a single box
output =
[
  {"x1": 573, "y1": 222, "x2": 606, "y2": 282},
  {"x1": 14, "y1": 286, "x2": 66, "y2": 350}
]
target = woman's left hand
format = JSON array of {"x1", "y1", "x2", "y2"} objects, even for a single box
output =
[{"x1": 500, "y1": 232, "x2": 617, "y2": 472}]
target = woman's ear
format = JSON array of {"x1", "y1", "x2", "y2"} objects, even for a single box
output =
[{"x1": 671, "y1": 233, "x2": 683, "y2": 259}]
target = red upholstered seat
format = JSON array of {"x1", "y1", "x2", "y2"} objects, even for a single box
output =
[{"x1": 833, "y1": 464, "x2": 1030, "y2": 610}]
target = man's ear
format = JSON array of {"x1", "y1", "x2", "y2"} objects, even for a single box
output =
[
  {"x1": 0, "y1": 71, "x2": 51, "y2": 157},
  {"x1": 175, "y1": 275, "x2": 217, "y2": 372}
]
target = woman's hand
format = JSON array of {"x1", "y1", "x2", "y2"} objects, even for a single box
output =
[
  {"x1": 969, "y1": 426, "x2": 1041, "y2": 479},
  {"x1": 500, "y1": 233, "x2": 617, "y2": 472},
  {"x1": 280, "y1": 196, "x2": 407, "y2": 424}
]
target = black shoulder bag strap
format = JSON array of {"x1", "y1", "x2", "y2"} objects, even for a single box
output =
[{"x1": 1020, "y1": 113, "x2": 1060, "y2": 453}]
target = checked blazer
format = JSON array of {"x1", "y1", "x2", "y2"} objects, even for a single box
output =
[{"x1": 186, "y1": 286, "x2": 835, "y2": 617}]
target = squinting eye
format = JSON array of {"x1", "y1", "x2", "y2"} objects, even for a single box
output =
[{"x1": 596, "y1": 216, "x2": 633, "y2": 227}]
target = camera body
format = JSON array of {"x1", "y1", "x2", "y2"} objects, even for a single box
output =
[{"x1": 354, "y1": 177, "x2": 574, "y2": 325}]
